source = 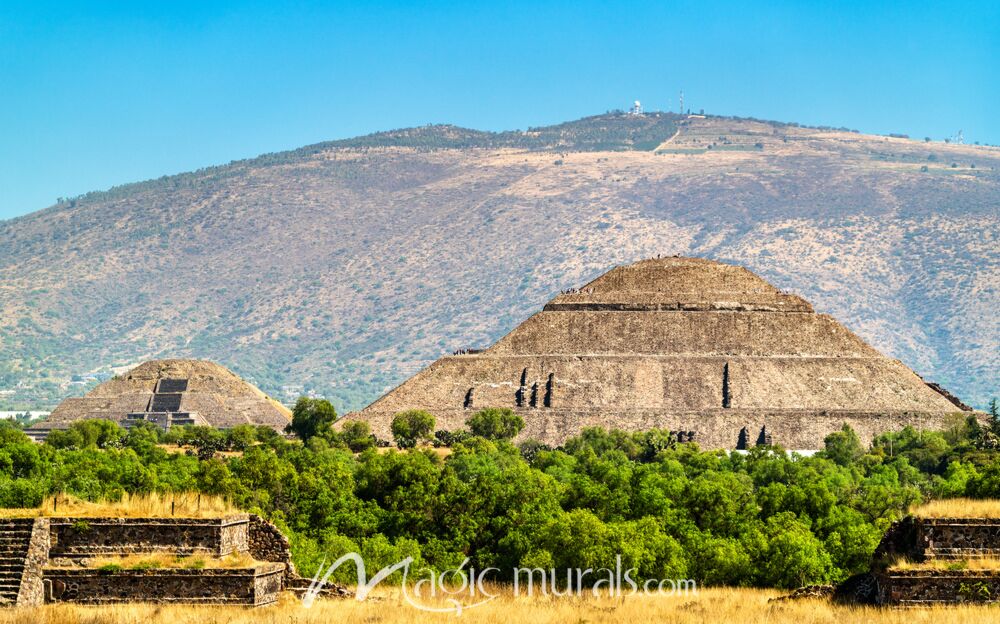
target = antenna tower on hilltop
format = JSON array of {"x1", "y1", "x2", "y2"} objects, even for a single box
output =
[{"x1": 679, "y1": 90, "x2": 684, "y2": 115}]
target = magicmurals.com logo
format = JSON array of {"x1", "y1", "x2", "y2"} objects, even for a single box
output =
[{"x1": 301, "y1": 553, "x2": 697, "y2": 615}]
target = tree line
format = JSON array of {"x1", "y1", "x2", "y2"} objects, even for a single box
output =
[{"x1": 0, "y1": 399, "x2": 999, "y2": 589}]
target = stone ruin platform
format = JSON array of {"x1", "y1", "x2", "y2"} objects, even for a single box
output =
[
  {"x1": 0, "y1": 513, "x2": 316, "y2": 607},
  {"x1": 836, "y1": 515, "x2": 1000, "y2": 606}
]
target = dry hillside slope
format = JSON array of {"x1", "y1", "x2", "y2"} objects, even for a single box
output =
[{"x1": 0, "y1": 113, "x2": 997, "y2": 410}]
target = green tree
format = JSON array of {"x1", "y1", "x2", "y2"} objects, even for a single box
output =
[
  {"x1": 467, "y1": 408, "x2": 525, "y2": 441},
  {"x1": 822, "y1": 424, "x2": 864, "y2": 467},
  {"x1": 339, "y1": 420, "x2": 376, "y2": 452},
  {"x1": 758, "y1": 512, "x2": 835, "y2": 588},
  {"x1": 286, "y1": 398, "x2": 337, "y2": 443},
  {"x1": 391, "y1": 410, "x2": 435, "y2": 448},
  {"x1": 225, "y1": 425, "x2": 257, "y2": 451},
  {"x1": 45, "y1": 419, "x2": 125, "y2": 450}
]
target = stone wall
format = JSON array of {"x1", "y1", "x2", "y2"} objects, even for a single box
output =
[
  {"x1": 874, "y1": 517, "x2": 1000, "y2": 565},
  {"x1": 48, "y1": 516, "x2": 250, "y2": 558},
  {"x1": 921, "y1": 519, "x2": 1000, "y2": 559},
  {"x1": 44, "y1": 564, "x2": 284, "y2": 606},
  {"x1": 248, "y1": 515, "x2": 297, "y2": 580},
  {"x1": 877, "y1": 570, "x2": 1000, "y2": 605}
]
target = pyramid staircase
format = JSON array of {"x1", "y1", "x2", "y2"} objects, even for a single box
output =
[{"x1": 0, "y1": 519, "x2": 42, "y2": 606}]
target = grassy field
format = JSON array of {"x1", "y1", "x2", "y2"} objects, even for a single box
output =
[{"x1": 6, "y1": 587, "x2": 1000, "y2": 624}]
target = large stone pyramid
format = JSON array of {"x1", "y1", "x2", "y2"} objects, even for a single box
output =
[
  {"x1": 350, "y1": 257, "x2": 968, "y2": 449},
  {"x1": 40, "y1": 359, "x2": 291, "y2": 433}
]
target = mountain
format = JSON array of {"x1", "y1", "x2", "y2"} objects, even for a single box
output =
[{"x1": 0, "y1": 112, "x2": 997, "y2": 411}]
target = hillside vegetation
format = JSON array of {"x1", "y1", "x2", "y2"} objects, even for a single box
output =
[{"x1": 0, "y1": 112, "x2": 996, "y2": 410}]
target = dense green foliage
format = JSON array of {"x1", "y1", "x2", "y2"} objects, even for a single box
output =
[
  {"x1": 391, "y1": 410, "x2": 436, "y2": 449},
  {"x1": 2, "y1": 413, "x2": 1000, "y2": 589},
  {"x1": 466, "y1": 407, "x2": 525, "y2": 441},
  {"x1": 286, "y1": 397, "x2": 338, "y2": 443}
]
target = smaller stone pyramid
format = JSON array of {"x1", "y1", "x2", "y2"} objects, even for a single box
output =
[{"x1": 39, "y1": 359, "x2": 291, "y2": 432}]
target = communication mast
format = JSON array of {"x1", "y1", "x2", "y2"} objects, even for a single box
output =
[
  {"x1": 630, "y1": 100, "x2": 643, "y2": 115},
  {"x1": 679, "y1": 90, "x2": 684, "y2": 115}
]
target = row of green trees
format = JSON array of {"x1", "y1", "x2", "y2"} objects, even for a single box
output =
[{"x1": 1, "y1": 402, "x2": 999, "y2": 589}]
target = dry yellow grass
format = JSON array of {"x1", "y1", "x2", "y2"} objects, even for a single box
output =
[
  {"x1": 5, "y1": 587, "x2": 1000, "y2": 624},
  {"x1": 0, "y1": 492, "x2": 239, "y2": 519},
  {"x1": 911, "y1": 498, "x2": 1000, "y2": 519}
]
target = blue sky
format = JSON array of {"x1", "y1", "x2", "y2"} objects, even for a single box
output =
[{"x1": 1, "y1": 1, "x2": 997, "y2": 220}]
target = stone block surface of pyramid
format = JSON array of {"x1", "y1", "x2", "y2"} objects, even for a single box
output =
[
  {"x1": 348, "y1": 257, "x2": 970, "y2": 449},
  {"x1": 41, "y1": 359, "x2": 292, "y2": 432}
]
